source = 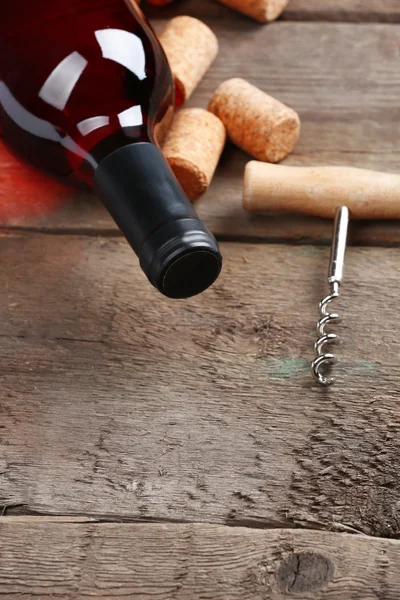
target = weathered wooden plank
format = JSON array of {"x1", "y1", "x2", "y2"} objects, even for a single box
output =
[
  {"x1": 144, "y1": 0, "x2": 400, "y2": 23},
  {"x1": 1, "y1": 233, "x2": 400, "y2": 535},
  {"x1": 1, "y1": 520, "x2": 400, "y2": 599},
  {"x1": 2, "y1": 22, "x2": 400, "y2": 244},
  {"x1": 285, "y1": 0, "x2": 400, "y2": 22}
]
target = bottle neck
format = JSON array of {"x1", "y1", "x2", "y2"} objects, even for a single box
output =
[{"x1": 94, "y1": 142, "x2": 222, "y2": 298}]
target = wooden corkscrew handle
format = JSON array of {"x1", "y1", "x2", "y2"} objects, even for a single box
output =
[{"x1": 243, "y1": 162, "x2": 400, "y2": 219}]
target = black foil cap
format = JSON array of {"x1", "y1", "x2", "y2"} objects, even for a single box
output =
[{"x1": 94, "y1": 142, "x2": 222, "y2": 298}]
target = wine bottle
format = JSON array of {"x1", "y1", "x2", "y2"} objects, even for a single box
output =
[{"x1": 0, "y1": 0, "x2": 222, "y2": 298}]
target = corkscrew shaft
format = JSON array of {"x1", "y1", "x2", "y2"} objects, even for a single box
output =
[
  {"x1": 312, "y1": 206, "x2": 349, "y2": 386},
  {"x1": 329, "y1": 206, "x2": 349, "y2": 284}
]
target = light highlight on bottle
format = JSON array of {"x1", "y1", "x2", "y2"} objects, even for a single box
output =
[
  {"x1": 95, "y1": 29, "x2": 147, "y2": 80},
  {"x1": 38, "y1": 51, "x2": 88, "y2": 110},
  {"x1": 77, "y1": 116, "x2": 110, "y2": 136},
  {"x1": 118, "y1": 105, "x2": 143, "y2": 128}
]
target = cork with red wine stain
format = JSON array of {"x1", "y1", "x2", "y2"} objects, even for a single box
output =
[{"x1": 159, "y1": 16, "x2": 219, "y2": 107}]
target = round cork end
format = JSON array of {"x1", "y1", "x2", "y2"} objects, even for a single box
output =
[
  {"x1": 257, "y1": 112, "x2": 301, "y2": 163},
  {"x1": 163, "y1": 108, "x2": 226, "y2": 201},
  {"x1": 208, "y1": 78, "x2": 300, "y2": 163},
  {"x1": 263, "y1": 0, "x2": 290, "y2": 21},
  {"x1": 169, "y1": 156, "x2": 209, "y2": 201},
  {"x1": 215, "y1": 0, "x2": 289, "y2": 23}
]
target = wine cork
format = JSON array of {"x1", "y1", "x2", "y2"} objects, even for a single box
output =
[
  {"x1": 163, "y1": 108, "x2": 226, "y2": 201},
  {"x1": 159, "y1": 17, "x2": 219, "y2": 108},
  {"x1": 208, "y1": 78, "x2": 300, "y2": 163},
  {"x1": 215, "y1": 0, "x2": 290, "y2": 22}
]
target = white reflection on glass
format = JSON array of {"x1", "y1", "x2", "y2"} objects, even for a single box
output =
[
  {"x1": 1, "y1": 81, "x2": 59, "y2": 141},
  {"x1": 118, "y1": 105, "x2": 143, "y2": 128},
  {"x1": 95, "y1": 29, "x2": 146, "y2": 81},
  {"x1": 0, "y1": 82, "x2": 97, "y2": 168},
  {"x1": 38, "y1": 51, "x2": 88, "y2": 111},
  {"x1": 77, "y1": 116, "x2": 110, "y2": 136}
]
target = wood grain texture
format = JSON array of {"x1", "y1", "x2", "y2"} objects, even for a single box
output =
[
  {"x1": 1, "y1": 233, "x2": 400, "y2": 536},
  {"x1": 1, "y1": 520, "x2": 400, "y2": 599},
  {"x1": 144, "y1": 0, "x2": 400, "y2": 23},
  {"x1": 2, "y1": 22, "x2": 400, "y2": 243},
  {"x1": 285, "y1": 0, "x2": 400, "y2": 22}
]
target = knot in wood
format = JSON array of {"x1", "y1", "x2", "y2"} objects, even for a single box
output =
[{"x1": 276, "y1": 551, "x2": 334, "y2": 594}]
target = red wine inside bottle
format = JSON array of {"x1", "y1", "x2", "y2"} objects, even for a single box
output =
[{"x1": 0, "y1": 0, "x2": 222, "y2": 298}]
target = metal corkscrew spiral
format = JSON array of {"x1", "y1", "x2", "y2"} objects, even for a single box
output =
[{"x1": 312, "y1": 206, "x2": 349, "y2": 386}]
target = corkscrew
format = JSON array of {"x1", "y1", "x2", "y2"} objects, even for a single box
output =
[{"x1": 311, "y1": 206, "x2": 350, "y2": 386}]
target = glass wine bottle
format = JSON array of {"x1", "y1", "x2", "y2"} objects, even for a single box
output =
[{"x1": 0, "y1": 0, "x2": 222, "y2": 298}]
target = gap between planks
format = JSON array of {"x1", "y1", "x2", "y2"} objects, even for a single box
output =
[
  {"x1": 0, "y1": 507, "x2": 366, "y2": 535},
  {"x1": 4, "y1": 226, "x2": 400, "y2": 250}
]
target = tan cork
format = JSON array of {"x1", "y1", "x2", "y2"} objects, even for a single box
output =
[
  {"x1": 244, "y1": 162, "x2": 400, "y2": 219},
  {"x1": 163, "y1": 108, "x2": 226, "y2": 201},
  {"x1": 215, "y1": 0, "x2": 290, "y2": 23},
  {"x1": 159, "y1": 17, "x2": 219, "y2": 108},
  {"x1": 208, "y1": 78, "x2": 300, "y2": 163}
]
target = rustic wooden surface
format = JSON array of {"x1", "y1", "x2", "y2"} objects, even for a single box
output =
[
  {"x1": 3, "y1": 19, "x2": 400, "y2": 244},
  {"x1": 2, "y1": 1, "x2": 400, "y2": 598},
  {"x1": 1, "y1": 233, "x2": 400, "y2": 538},
  {"x1": 2, "y1": 519, "x2": 400, "y2": 599},
  {"x1": 144, "y1": 0, "x2": 400, "y2": 23}
]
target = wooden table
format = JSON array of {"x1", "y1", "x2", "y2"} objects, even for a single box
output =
[{"x1": 1, "y1": 1, "x2": 400, "y2": 598}]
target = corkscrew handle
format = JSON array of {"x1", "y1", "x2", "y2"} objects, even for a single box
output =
[
  {"x1": 244, "y1": 162, "x2": 400, "y2": 219},
  {"x1": 328, "y1": 206, "x2": 349, "y2": 285}
]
